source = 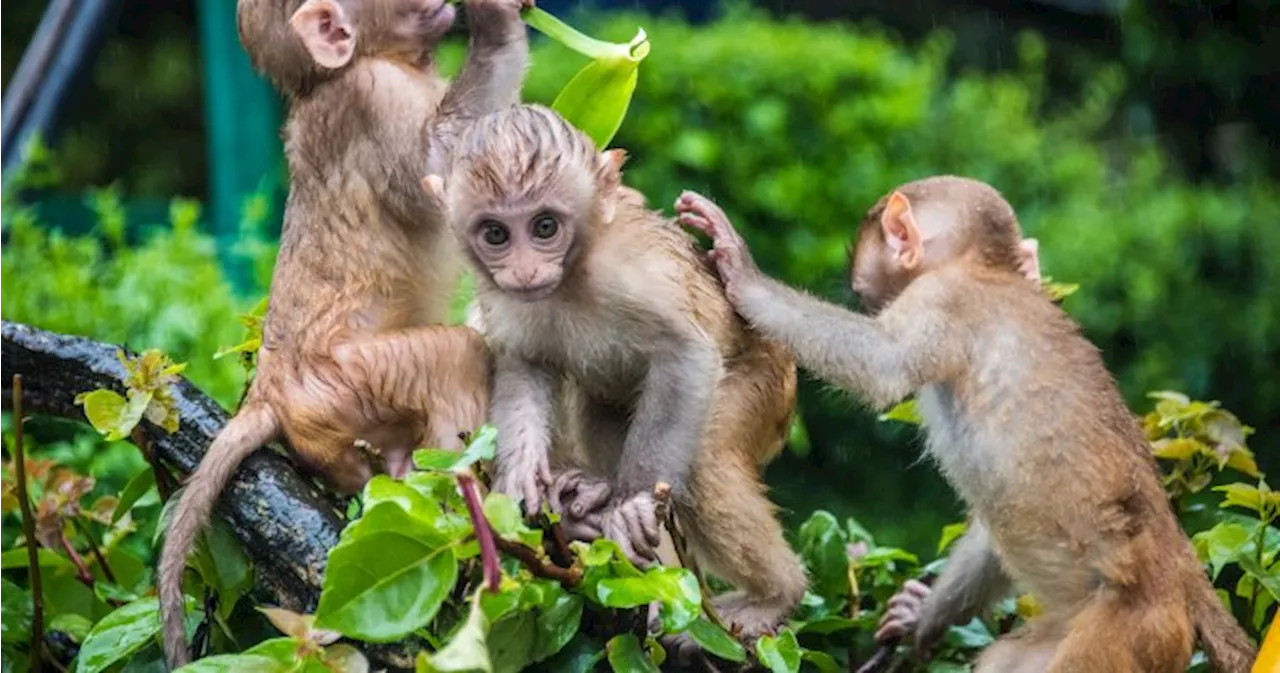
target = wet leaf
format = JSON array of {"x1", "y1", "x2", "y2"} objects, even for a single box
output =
[
  {"x1": 113, "y1": 468, "x2": 157, "y2": 525},
  {"x1": 1, "y1": 578, "x2": 33, "y2": 645},
  {"x1": 314, "y1": 503, "x2": 458, "y2": 641},
  {"x1": 76, "y1": 596, "x2": 181, "y2": 673},
  {"x1": 685, "y1": 618, "x2": 746, "y2": 662},
  {"x1": 192, "y1": 519, "x2": 254, "y2": 620},
  {"x1": 755, "y1": 630, "x2": 801, "y2": 673},
  {"x1": 418, "y1": 592, "x2": 491, "y2": 673},
  {"x1": 75, "y1": 389, "x2": 149, "y2": 441},
  {"x1": 596, "y1": 567, "x2": 700, "y2": 632},
  {"x1": 605, "y1": 634, "x2": 658, "y2": 673},
  {"x1": 364, "y1": 475, "x2": 445, "y2": 527},
  {"x1": 531, "y1": 592, "x2": 584, "y2": 662}
]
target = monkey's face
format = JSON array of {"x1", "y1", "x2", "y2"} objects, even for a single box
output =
[{"x1": 463, "y1": 208, "x2": 578, "y2": 301}]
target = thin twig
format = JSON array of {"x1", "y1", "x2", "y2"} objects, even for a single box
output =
[
  {"x1": 129, "y1": 427, "x2": 174, "y2": 500},
  {"x1": 13, "y1": 375, "x2": 44, "y2": 673},
  {"x1": 655, "y1": 482, "x2": 728, "y2": 632},
  {"x1": 493, "y1": 535, "x2": 583, "y2": 588},
  {"x1": 457, "y1": 471, "x2": 500, "y2": 592},
  {"x1": 57, "y1": 532, "x2": 94, "y2": 588},
  {"x1": 67, "y1": 516, "x2": 115, "y2": 585}
]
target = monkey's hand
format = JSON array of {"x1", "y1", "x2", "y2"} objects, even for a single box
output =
[
  {"x1": 491, "y1": 454, "x2": 553, "y2": 517},
  {"x1": 874, "y1": 580, "x2": 936, "y2": 648},
  {"x1": 548, "y1": 469, "x2": 613, "y2": 541},
  {"x1": 463, "y1": 0, "x2": 535, "y2": 43},
  {"x1": 675, "y1": 190, "x2": 762, "y2": 301},
  {"x1": 601, "y1": 491, "x2": 662, "y2": 566}
]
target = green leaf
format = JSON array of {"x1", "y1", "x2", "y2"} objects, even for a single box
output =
[
  {"x1": 605, "y1": 634, "x2": 658, "y2": 673},
  {"x1": 74, "y1": 389, "x2": 150, "y2": 441},
  {"x1": 0, "y1": 578, "x2": 33, "y2": 645},
  {"x1": 48, "y1": 614, "x2": 94, "y2": 643},
  {"x1": 596, "y1": 567, "x2": 701, "y2": 632},
  {"x1": 173, "y1": 655, "x2": 289, "y2": 673},
  {"x1": 0, "y1": 547, "x2": 74, "y2": 571},
  {"x1": 484, "y1": 492, "x2": 542, "y2": 547},
  {"x1": 487, "y1": 611, "x2": 538, "y2": 673},
  {"x1": 191, "y1": 519, "x2": 254, "y2": 621},
  {"x1": 796, "y1": 511, "x2": 849, "y2": 600},
  {"x1": 1193, "y1": 522, "x2": 1254, "y2": 577},
  {"x1": 414, "y1": 449, "x2": 463, "y2": 471},
  {"x1": 1215, "y1": 484, "x2": 1265, "y2": 514},
  {"x1": 685, "y1": 618, "x2": 746, "y2": 663},
  {"x1": 944, "y1": 617, "x2": 995, "y2": 649},
  {"x1": 531, "y1": 593, "x2": 584, "y2": 663},
  {"x1": 419, "y1": 593, "x2": 492, "y2": 673},
  {"x1": 365, "y1": 475, "x2": 446, "y2": 527},
  {"x1": 539, "y1": 634, "x2": 606, "y2": 673},
  {"x1": 456, "y1": 425, "x2": 498, "y2": 468},
  {"x1": 755, "y1": 630, "x2": 802, "y2": 673},
  {"x1": 1237, "y1": 556, "x2": 1280, "y2": 602},
  {"x1": 937, "y1": 521, "x2": 969, "y2": 555},
  {"x1": 113, "y1": 467, "x2": 157, "y2": 524},
  {"x1": 551, "y1": 57, "x2": 641, "y2": 149},
  {"x1": 878, "y1": 398, "x2": 922, "y2": 425},
  {"x1": 522, "y1": 7, "x2": 643, "y2": 61},
  {"x1": 76, "y1": 597, "x2": 168, "y2": 673},
  {"x1": 314, "y1": 503, "x2": 458, "y2": 642},
  {"x1": 802, "y1": 650, "x2": 842, "y2": 673}
]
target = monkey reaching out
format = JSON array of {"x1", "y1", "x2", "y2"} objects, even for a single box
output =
[
  {"x1": 424, "y1": 104, "x2": 809, "y2": 641},
  {"x1": 678, "y1": 177, "x2": 1257, "y2": 673},
  {"x1": 159, "y1": 0, "x2": 531, "y2": 667}
]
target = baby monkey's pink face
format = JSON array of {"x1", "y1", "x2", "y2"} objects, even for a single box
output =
[{"x1": 464, "y1": 206, "x2": 576, "y2": 301}]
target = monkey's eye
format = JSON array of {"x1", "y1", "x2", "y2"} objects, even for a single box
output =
[
  {"x1": 480, "y1": 221, "x2": 509, "y2": 246},
  {"x1": 531, "y1": 215, "x2": 559, "y2": 240}
]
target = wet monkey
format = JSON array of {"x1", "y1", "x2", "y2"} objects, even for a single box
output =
[{"x1": 158, "y1": 0, "x2": 532, "y2": 666}]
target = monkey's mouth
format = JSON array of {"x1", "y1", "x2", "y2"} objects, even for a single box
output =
[{"x1": 502, "y1": 280, "x2": 560, "y2": 302}]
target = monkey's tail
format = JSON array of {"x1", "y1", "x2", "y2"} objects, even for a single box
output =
[
  {"x1": 1187, "y1": 572, "x2": 1258, "y2": 673},
  {"x1": 158, "y1": 402, "x2": 278, "y2": 670}
]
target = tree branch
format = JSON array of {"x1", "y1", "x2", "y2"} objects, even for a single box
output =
[{"x1": 0, "y1": 320, "x2": 421, "y2": 671}]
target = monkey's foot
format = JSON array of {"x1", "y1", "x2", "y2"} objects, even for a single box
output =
[
  {"x1": 547, "y1": 469, "x2": 612, "y2": 540},
  {"x1": 874, "y1": 579, "x2": 931, "y2": 644}
]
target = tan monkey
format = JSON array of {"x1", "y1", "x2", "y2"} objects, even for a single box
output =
[
  {"x1": 422, "y1": 103, "x2": 810, "y2": 643},
  {"x1": 158, "y1": 0, "x2": 532, "y2": 666},
  {"x1": 677, "y1": 177, "x2": 1257, "y2": 673}
]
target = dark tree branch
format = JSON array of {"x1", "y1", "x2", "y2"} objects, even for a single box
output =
[{"x1": 0, "y1": 320, "x2": 421, "y2": 671}]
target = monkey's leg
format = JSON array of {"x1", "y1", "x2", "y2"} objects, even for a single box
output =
[
  {"x1": 331, "y1": 326, "x2": 491, "y2": 471},
  {"x1": 972, "y1": 619, "x2": 1064, "y2": 673},
  {"x1": 1041, "y1": 589, "x2": 1193, "y2": 673}
]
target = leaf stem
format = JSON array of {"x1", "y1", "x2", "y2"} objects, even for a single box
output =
[
  {"x1": 456, "y1": 471, "x2": 500, "y2": 592},
  {"x1": 521, "y1": 7, "x2": 643, "y2": 61},
  {"x1": 492, "y1": 535, "x2": 583, "y2": 588},
  {"x1": 12, "y1": 375, "x2": 45, "y2": 673},
  {"x1": 68, "y1": 516, "x2": 116, "y2": 585}
]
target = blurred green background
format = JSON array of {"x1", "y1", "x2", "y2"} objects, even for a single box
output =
[{"x1": 3, "y1": 0, "x2": 1278, "y2": 557}]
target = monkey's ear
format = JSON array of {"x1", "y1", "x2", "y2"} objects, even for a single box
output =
[
  {"x1": 1016, "y1": 237, "x2": 1042, "y2": 283},
  {"x1": 291, "y1": 0, "x2": 357, "y2": 70},
  {"x1": 421, "y1": 174, "x2": 446, "y2": 199},
  {"x1": 596, "y1": 149, "x2": 628, "y2": 223},
  {"x1": 881, "y1": 191, "x2": 923, "y2": 270}
]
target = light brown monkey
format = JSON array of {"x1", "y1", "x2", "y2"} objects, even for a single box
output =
[
  {"x1": 422, "y1": 103, "x2": 809, "y2": 642},
  {"x1": 677, "y1": 177, "x2": 1257, "y2": 673},
  {"x1": 158, "y1": 0, "x2": 531, "y2": 667}
]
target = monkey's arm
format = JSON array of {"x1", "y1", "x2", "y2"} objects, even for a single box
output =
[
  {"x1": 735, "y1": 276, "x2": 955, "y2": 410},
  {"x1": 602, "y1": 339, "x2": 720, "y2": 563},
  {"x1": 490, "y1": 353, "x2": 556, "y2": 513},
  {"x1": 618, "y1": 340, "x2": 720, "y2": 496},
  {"x1": 878, "y1": 521, "x2": 1011, "y2": 652},
  {"x1": 428, "y1": 0, "x2": 531, "y2": 170}
]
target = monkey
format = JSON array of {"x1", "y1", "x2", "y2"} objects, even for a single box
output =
[
  {"x1": 421, "y1": 103, "x2": 810, "y2": 644},
  {"x1": 158, "y1": 0, "x2": 532, "y2": 667},
  {"x1": 676, "y1": 177, "x2": 1257, "y2": 673}
]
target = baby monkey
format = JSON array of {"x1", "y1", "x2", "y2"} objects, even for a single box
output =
[
  {"x1": 679, "y1": 177, "x2": 1256, "y2": 673},
  {"x1": 423, "y1": 104, "x2": 809, "y2": 641}
]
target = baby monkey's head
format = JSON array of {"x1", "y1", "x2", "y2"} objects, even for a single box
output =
[
  {"x1": 425, "y1": 104, "x2": 626, "y2": 301},
  {"x1": 849, "y1": 175, "x2": 1032, "y2": 314}
]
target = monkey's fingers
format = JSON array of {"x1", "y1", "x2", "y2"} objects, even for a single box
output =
[
  {"x1": 548, "y1": 469, "x2": 588, "y2": 514},
  {"x1": 568, "y1": 481, "x2": 612, "y2": 519},
  {"x1": 900, "y1": 579, "x2": 932, "y2": 600},
  {"x1": 522, "y1": 476, "x2": 544, "y2": 517}
]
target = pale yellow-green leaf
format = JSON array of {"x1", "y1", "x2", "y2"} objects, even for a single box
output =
[
  {"x1": 1215, "y1": 483, "x2": 1264, "y2": 514},
  {"x1": 1150, "y1": 437, "x2": 1203, "y2": 461},
  {"x1": 878, "y1": 399, "x2": 922, "y2": 426},
  {"x1": 75, "y1": 389, "x2": 151, "y2": 441},
  {"x1": 936, "y1": 521, "x2": 968, "y2": 555},
  {"x1": 552, "y1": 55, "x2": 641, "y2": 149}
]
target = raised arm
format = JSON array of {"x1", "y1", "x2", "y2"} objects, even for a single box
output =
[{"x1": 676, "y1": 191, "x2": 962, "y2": 410}]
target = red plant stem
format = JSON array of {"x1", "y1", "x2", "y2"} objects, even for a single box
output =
[
  {"x1": 457, "y1": 472, "x2": 500, "y2": 592},
  {"x1": 58, "y1": 532, "x2": 95, "y2": 587},
  {"x1": 69, "y1": 516, "x2": 116, "y2": 585},
  {"x1": 13, "y1": 375, "x2": 44, "y2": 672}
]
